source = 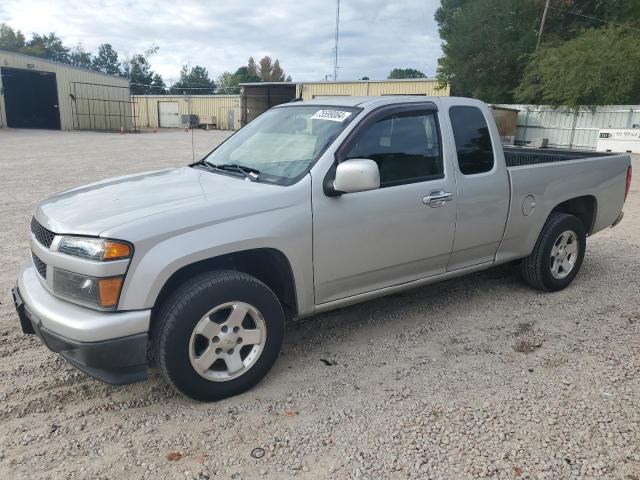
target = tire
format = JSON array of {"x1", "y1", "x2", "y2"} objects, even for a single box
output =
[
  {"x1": 520, "y1": 213, "x2": 586, "y2": 292},
  {"x1": 152, "y1": 270, "x2": 285, "y2": 401}
]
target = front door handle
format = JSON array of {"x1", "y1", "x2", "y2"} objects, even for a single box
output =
[{"x1": 423, "y1": 190, "x2": 453, "y2": 207}]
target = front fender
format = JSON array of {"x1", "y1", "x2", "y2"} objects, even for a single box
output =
[{"x1": 109, "y1": 179, "x2": 314, "y2": 315}]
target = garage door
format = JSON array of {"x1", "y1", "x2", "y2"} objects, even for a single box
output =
[
  {"x1": 158, "y1": 101, "x2": 180, "y2": 128},
  {"x1": 1, "y1": 67, "x2": 61, "y2": 130}
]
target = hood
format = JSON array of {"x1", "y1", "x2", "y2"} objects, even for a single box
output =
[{"x1": 35, "y1": 166, "x2": 287, "y2": 236}]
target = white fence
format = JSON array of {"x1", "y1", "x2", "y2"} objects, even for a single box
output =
[{"x1": 496, "y1": 105, "x2": 640, "y2": 150}]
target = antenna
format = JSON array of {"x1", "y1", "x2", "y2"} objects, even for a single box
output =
[
  {"x1": 333, "y1": 0, "x2": 340, "y2": 81},
  {"x1": 184, "y1": 92, "x2": 195, "y2": 162}
]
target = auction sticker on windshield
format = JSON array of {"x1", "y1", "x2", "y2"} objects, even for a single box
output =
[{"x1": 311, "y1": 110, "x2": 353, "y2": 122}]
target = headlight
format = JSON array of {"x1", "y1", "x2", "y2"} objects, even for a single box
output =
[
  {"x1": 53, "y1": 269, "x2": 124, "y2": 310},
  {"x1": 58, "y1": 236, "x2": 131, "y2": 261}
]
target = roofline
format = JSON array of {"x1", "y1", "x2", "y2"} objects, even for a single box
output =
[
  {"x1": 239, "y1": 82, "x2": 297, "y2": 86},
  {"x1": 298, "y1": 78, "x2": 438, "y2": 84},
  {"x1": 131, "y1": 94, "x2": 240, "y2": 99},
  {"x1": 239, "y1": 78, "x2": 439, "y2": 87},
  {"x1": 0, "y1": 49, "x2": 130, "y2": 83}
]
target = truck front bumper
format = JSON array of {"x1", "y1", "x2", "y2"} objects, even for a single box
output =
[{"x1": 13, "y1": 261, "x2": 151, "y2": 385}]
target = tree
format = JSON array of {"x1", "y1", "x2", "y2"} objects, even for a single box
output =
[
  {"x1": 257, "y1": 56, "x2": 288, "y2": 81},
  {"x1": 123, "y1": 47, "x2": 165, "y2": 95},
  {"x1": 515, "y1": 26, "x2": 640, "y2": 108},
  {"x1": 23, "y1": 32, "x2": 70, "y2": 63},
  {"x1": 216, "y1": 66, "x2": 261, "y2": 94},
  {"x1": 247, "y1": 57, "x2": 258, "y2": 76},
  {"x1": 0, "y1": 23, "x2": 26, "y2": 52},
  {"x1": 91, "y1": 44, "x2": 121, "y2": 75},
  {"x1": 216, "y1": 71, "x2": 236, "y2": 94},
  {"x1": 435, "y1": 0, "x2": 540, "y2": 102},
  {"x1": 435, "y1": 0, "x2": 640, "y2": 103},
  {"x1": 149, "y1": 74, "x2": 167, "y2": 95},
  {"x1": 170, "y1": 65, "x2": 216, "y2": 94},
  {"x1": 388, "y1": 68, "x2": 426, "y2": 79},
  {"x1": 69, "y1": 45, "x2": 92, "y2": 69}
]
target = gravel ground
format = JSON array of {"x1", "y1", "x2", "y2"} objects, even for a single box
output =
[{"x1": 0, "y1": 128, "x2": 639, "y2": 480}]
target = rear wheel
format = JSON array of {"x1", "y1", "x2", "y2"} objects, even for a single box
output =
[
  {"x1": 153, "y1": 270, "x2": 285, "y2": 401},
  {"x1": 520, "y1": 213, "x2": 586, "y2": 291}
]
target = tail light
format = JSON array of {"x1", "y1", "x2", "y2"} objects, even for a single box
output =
[{"x1": 625, "y1": 166, "x2": 632, "y2": 202}]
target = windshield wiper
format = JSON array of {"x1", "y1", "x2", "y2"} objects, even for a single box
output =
[{"x1": 204, "y1": 163, "x2": 260, "y2": 182}]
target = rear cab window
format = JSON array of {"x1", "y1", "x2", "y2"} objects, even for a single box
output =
[{"x1": 449, "y1": 106, "x2": 494, "y2": 175}]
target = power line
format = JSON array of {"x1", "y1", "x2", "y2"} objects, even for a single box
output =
[{"x1": 548, "y1": 5, "x2": 640, "y2": 33}]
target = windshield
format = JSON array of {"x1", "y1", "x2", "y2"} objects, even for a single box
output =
[{"x1": 203, "y1": 105, "x2": 360, "y2": 184}]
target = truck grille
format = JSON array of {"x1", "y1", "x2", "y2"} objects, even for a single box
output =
[
  {"x1": 32, "y1": 252, "x2": 47, "y2": 279},
  {"x1": 31, "y1": 217, "x2": 55, "y2": 248}
]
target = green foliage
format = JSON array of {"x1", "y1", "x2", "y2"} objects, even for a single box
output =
[
  {"x1": 216, "y1": 57, "x2": 290, "y2": 94},
  {"x1": 123, "y1": 47, "x2": 165, "y2": 95},
  {"x1": 69, "y1": 45, "x2": 92, "y2": 69},
  {"x1": 258, "y1": 56, "x2": 287, "y2": 81},
  {"x1": 388, "y1": 68, "x2": 426, "y2": 79},
  {"x1": 170, "y1": 65, "x2": 216, "y2": 94},
  {"x1": 436, "y1": 0, "x2": 640, "y2": 104},
  {"x1": 91, "y1": 44, "x2": 121, "y2": 75},
  {"x1": 0, "y1": 23, "x2": 26, "y2": 51},
  {"x1": 515, "y1": 26, "x2": 640, "y2": 108},
  {"x1": 436, "y1": 0, "x2": 539, "y2": 102},
  {"x1": 21, "y1": 32, "x2": 70, "y2": 63},
  {"x1": 234, "y1": 66, "x2": 261, "y2": 84}
]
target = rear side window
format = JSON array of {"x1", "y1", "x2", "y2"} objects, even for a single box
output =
[
  {"x1": 449, "y1": 106, "x2": 494, "y2": 175},
  {"x1": 344, "y1": 111, "x2": 443, "y2": 188}
]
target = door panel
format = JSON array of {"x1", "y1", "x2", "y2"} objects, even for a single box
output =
[
  {"x1": 447, "y1": 105, "x2": 510, "y2": 270},
  {"x1": 158, "y1": 101, "x2": 180, "y2": 127},
  {"x1": 2, "y1": 67, "x2": 60, "y2": 130},
  {"x1": 312, "y1": 106, "x2": 456, "y2": 304},
  {"x1": 312, "y1": 179, "x2": 457, "y2": 303}
]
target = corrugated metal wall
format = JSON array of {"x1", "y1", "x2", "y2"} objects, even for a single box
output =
[
  {"x1": 496, "y1": 104, "x2": 640, "y2": 150},
  {"x1": 0, "y1": 50, "x2": 130, "y2": 130},
  {"x1": 132, "y1": 95, "x2": 241, "y2": 130},
  {"x1": 296, "y1": 79, "x2": 449, "y2": 100}
]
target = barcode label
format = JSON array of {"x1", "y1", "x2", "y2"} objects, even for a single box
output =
[{"x1": 310, "y1": 110, "x2": 352, "y2": 122}]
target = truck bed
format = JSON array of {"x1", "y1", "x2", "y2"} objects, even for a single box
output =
[
  {"x1": 503, "y1": 146, "x2": 614, "y2": 168},
  {"x1": 497, "y1": 147, "x2": 630, "y2": 266}
]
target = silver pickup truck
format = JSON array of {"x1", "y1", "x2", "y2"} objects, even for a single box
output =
[{"x1": 13, "y1": 97, "x2": 632, "y2": 401}]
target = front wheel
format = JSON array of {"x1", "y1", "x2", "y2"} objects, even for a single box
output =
[
  {"x1": 520, "y1": 213, "x2": 586, "y2": 291},
  {"x1": 152, "y1": 270, "x2": 285, "y2": 401}
]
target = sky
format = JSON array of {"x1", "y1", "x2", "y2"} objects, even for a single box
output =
[{"x1": 0, "y1": 0, "x2": 443, "y2": 85}]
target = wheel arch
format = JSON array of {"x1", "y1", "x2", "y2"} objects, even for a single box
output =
[
  {"x1": 549, "y1": 195, "x2": 597, "y2": 234},
  {"x1": 151, "y1": 248, "x2": 298, "y2": 328}
]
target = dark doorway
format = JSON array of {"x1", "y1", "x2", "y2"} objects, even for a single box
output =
[
  {"x1": 240, "y1": 83, "x2": 297, "y2": 127},
  {"x1": 2, "y1": 67, "x2": 61, "y2": 130}
]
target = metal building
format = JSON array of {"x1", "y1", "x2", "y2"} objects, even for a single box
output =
[
  {"x1": 296, "y1": 78, "x2": 449, "y2": 100},
  {"x1": 132, "y1": 95, "x2": 241, "y2": 130},
  {"x1": 0, "y1": 49, "x2": 132, "y2": 131},
  {"x1": 239, "y1": 82, "x2": 297, "y2": 126}
]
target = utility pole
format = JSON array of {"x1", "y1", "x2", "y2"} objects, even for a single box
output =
[
  {"x1": 333, "y1": 0, "x2": 340, "y2": 81},
  {"x1": 537, "y1": 0, "x2": 551, "y2": 49}
]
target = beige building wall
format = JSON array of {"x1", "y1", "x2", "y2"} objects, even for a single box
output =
[
  {"x1": 133, "y1": 95, "x2": 241, "y2": 130},
  {"x1": 0, "y1": 50, "x2": 130, "y2": 130},
  {"x1": 296, "y1": 79, "x2": 449, "y2": 100}
]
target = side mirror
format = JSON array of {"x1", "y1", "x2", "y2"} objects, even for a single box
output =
[{"x1": 331, "y1": 159, "x2": 380, "y2": 195}]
